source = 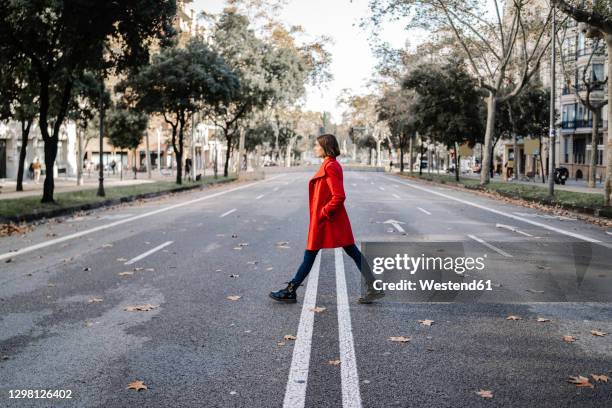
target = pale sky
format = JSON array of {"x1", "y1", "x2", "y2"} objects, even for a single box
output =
[{"x1": 193, "y1": 0, "x2": 416, "y2": 122}]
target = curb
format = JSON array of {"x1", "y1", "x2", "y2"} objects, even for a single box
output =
[
  {"x1": 393, "y1": 173, "x2": 612, "y2": 220},
  {"x1": 0, "y1": 177, "x2": 237, "y2": 225}
]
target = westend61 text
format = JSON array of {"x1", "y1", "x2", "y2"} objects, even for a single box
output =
[{"x1": 373, "y1": 279, "x2": 493, "y2": 291}]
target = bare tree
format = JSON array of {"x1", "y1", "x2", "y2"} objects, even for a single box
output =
[{"x1": 366, "y1": 0, "x2": 554, "y2": 184}]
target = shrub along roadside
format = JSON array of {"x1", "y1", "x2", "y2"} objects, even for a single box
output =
[
  {"x1": 395, "y1": 172, "x2": 612, "y2": 219},
  {"x1": 0, "y1": 175, "x2": 237, "y2": 224}
]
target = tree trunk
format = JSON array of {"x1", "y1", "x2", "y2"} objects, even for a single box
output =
[
  {"x1": 512, "y1": 131, "x2": 518, "y2": 180},
  {"x1": 16, "y1": 120, "x2": 31, "y2": 192},
  {"x1": 76, "y1": 128, "x2": 84, "y2": 186},
  {"x1": 224, "y1": 131, "x2": 232, "y2": 178},
  {"x1": 145, "y1": 130, "x2": 151, "y2": 179},
  {"x1": 604, "y1": 35, "x2": 612, "y2": 205},
  {"x1": 399, "y1": 144, "x2": 404, "y2": 172},
  {"x1": 175, "y1": 120, "x2": 184, "y2": 185},
  {"x1": 589, "y1": 108, "x2": 601, "y2": 188},
  {"x1": 133, "y1": 149, "x2": 138, "y2": 180},
  {"x1": 480, "y1": 93, "x2": 497, "y2": 185},
  {"x1": 455, "y1": 142, "x2": 460, "y2": 182},
  {"x1": 419, "y1": 139, "x2": 424, "y2": 176},
  {"x1": 408, "y1": 133, "x2": 414, "y2": 173},
  {"x1": 42, "y1": 139, "x2": 58, "y2": 203}
]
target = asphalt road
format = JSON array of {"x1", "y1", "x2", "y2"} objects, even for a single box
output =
[{"x1": 0, "y1": 170, "x2": 611, "y2": 408}]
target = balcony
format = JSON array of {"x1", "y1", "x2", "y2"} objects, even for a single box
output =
[
  {"x1": 561, "y1": 119, "x2": 608, "y2": 129},
  {"x1": 562, "y1": 83, "x2": 606, "y2": 95},
  {"x1": 576, "y1": 47, "x2": 606, "y2": 58}
]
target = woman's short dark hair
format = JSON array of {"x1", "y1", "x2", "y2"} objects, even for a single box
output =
[{"x1": 317, "y1": 134, "x2": 341, "y2": 158}]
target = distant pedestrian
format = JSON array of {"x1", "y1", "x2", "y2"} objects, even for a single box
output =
[
  {"x1": 269, "y1": 134, "x2": 384, "y2": 304},
  {"x1": 111, "y1": 160, "x2": 116, "y2": 175},
  {"x1": 28, "y1": 162, "x2": 34, "y2": 180},
  {"x1": 32, "y1": 157, "x2": 42, "y2": 184},
  {"x1": 185, "y1": 157, "x2": 192, "y2": 181}
]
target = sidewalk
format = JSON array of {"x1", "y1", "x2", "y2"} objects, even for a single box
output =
[
  {"x1": 0, "y1": 169, "x2": 219, "y2": 200},
  {"x1": 397, "y1": 169, "x2": 605, "y2": 194}
]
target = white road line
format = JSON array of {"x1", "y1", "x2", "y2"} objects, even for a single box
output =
[
  {"x1": 417, "y1": 207, "x2": 431, "y2": 215},
  {"x1": 256, "y1": 194, "x2": 265, "y2": 200},
  {"x1": 219, "y1": 208, "x2": 237, "y2": 218},
  {"x1": 0, "y1": 175, "x2": 284, "y2": 262},
  {"x1": 606, "y1": 231, "x2": 612, "y2": 236},
  {"x1": 467, "y1": 234, "x2": 513, "y2": 257},
  {"x1": 125, "y1": 241, "x2": 173, "y2": 265},
  {"x1": 495, "y1": 223, "x2": 533, "y2": 237},
  {"x1": 392, "y1": 193, "x2": 401, "y2": 199},
  {"x1": 335, "y1": 248, "x2": 363, "y2": 408},
  {"x1": 283, "y1": 253, "x2": 321, "y2": 408},
  {"x1": 387, "y1": 176, "x2": 610, "y2": 247}
]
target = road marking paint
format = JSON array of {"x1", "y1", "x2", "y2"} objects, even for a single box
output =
[
  {"x1": 220, "y1": 208, "x2": 237, "y2": 218},
  {"x1": 256, "y1": 194, "x2": 265, "y2": 200},
  {"x1": 392, "y1": 193, "x2": 401, "y2": 199},
  {"x1": 283, "y1": 253, "x2": 321, "y2": 408},
  {"x1": 607, "y1": 231, "x2": 612, "y2": 236},
  {"x1": 387, "y1": 176, "x2": 609, "y2": 247},
  {"x1": 417, "y1": 207, "x2": 431, "y2": 215},
  {"x1": 495, "y1": 223, "x2": 533, "y2": 237},
  {"x1": 125, "y1": 241, "x2": 173, "y2": 265},
  {"x1": 0, "y1": 175, "x2": 284, "y2": 262},
  {"x1": 335, "y1": 248, "x2": 363, "y2": 408},
  {"x1": 383, "y1": 219, "x2": 406, "y2": 233},
  {"x1": 467, "y1": 234, "x2": 513, "y2": 257}
]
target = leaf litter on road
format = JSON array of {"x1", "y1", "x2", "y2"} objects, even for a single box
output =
[
  {"x1": 127, "y1": 380, "x2": 148, "y2": 391},
  {"x1": 389, "y1": 336, "x2": 410, "y2": 343},
  {"x1": 418, "y1": 319, "x2": 434, "y2": 326},
  {"x1": 124, "y1": 304, "x2": 157, "y2": 312},
  {"x1": 567, "y1": 375, "x2": 594, "y2": 388},
  {"x1": 226, "y1": 295, "x2": 241, "y2": 301},
  {"x1": 475, "y1": 389, "x2": 493, "y2": 399}
]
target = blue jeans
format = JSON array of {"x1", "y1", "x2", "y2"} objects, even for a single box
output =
[{"x1": 289, "y1": 244, "x2": 376, "y2": 289}]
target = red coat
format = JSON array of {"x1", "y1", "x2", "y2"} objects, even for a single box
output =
[{"x1": 306, "y1": 156, "x2": 355, "y2": 250}]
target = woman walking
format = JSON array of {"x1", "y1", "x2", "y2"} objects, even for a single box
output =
[{"x1": 269, "y1": 134, "x2": 384, "y2": 304}]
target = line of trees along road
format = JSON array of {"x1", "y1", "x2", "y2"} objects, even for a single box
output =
[{"x1": 0, "y1": 1, "x2": 332, "y2": 198}]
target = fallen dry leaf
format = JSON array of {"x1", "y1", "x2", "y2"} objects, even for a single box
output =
[
  {"x1": 475, "y1": 389, "x2": 493, "y2": 399},
  {"x1": 118, "y1": 271, "x2": 134, "y2": 276},
  {"x1": 277, "y1": 342, "x2": 286, "y2": 346},
  {"x1": 116, "y1": 257, "x2": 128, "y2": 262},
  {"x1": 0, "y1": 223, "x2": 31, "y2": 237},
  {"x1": 506, "y1": 315, "x2": 522, "y2": 321},
  {"x1": 591, "y1": 330, "x2": 608, "y2": 337},
  {"x1": 418, "y1": 319, "x2": 434, "y2": 326},
  {"x1": 102, "y1": 243, "x2": 113, "y2": 248},
  {"x1": 266, "y1": 267, "x2": 274, "y2": 271},
  {"x1": 226, "y1": 295, "x2": 241, "y2": 301},
  {"x1": 145, "y1": 268, "x2": 155, "y2": 272},
  {"x1": 124, "y1": 304, "x2": 157, "y2": 312},
  {"x1": 238, "y1": 242, "x2": 249, "y2": 247},
  {"x1": 229, "y1": 274, "x2": 240, "y2": 278},
  {"x1": 568, "y1": 375, "x2": 594, "y2": 388},
  {"x1": 591, "y1": 374, "x2": 608, "y2": 383},
  {"x1": 562, "y1": 335, "x2": 577, "y2": 343},
  {"x1": 536, "y1": 317, "x2": 551, "y2": 323},
  {"x1": 389, "y1": 336, "x2": 410, "y2": 343},
  {"x1": 88, "y1": 298, "x2": 103, "y2": 304},
  {"x1": 328, "y1": 359, "x2": 341, "y2": 366},
  {"x1": 283, "y1": 334, "x2": 297, "y2": 341},
  {"x1": 127, "y1": 380, "x2": 148, "y2": 391},
  {"x1": 310, "y1": 307, "x2": 327, "y2": 314}
]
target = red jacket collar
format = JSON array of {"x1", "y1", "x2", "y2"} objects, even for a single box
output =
[{"x1": 311, "y1": 156, "x2": 335, "y2": 180}]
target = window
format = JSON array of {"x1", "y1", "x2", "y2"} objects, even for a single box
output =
[
  {"x1": 564, "y1": 137, "x2": 569, "y2": 163},
  {"x1": 592, "y1": 64, "x2": 604, "y2": 82},
  {"x1": 573, "y1": 137, "x2": 586, "y2": 164}
]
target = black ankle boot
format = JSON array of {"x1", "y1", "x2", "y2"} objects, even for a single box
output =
[{"x1": 269, "y1": 282, "x2": 298, "y2": 303}]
